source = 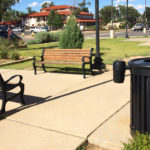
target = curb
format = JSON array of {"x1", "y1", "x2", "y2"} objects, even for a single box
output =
[{"x1": 0, "y1": 57, "x2": 33, "y2": 67}]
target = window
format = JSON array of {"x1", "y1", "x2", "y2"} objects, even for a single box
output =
[{"x1": 37, "y1": 17, "x2": 40, "y2": 22}]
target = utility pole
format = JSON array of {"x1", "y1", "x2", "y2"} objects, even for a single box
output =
[
  {"x1": 74, "y1": 0, "x2": 76, "y2": 7},
  {"x1": 111, "y1": 0, "x2": 113, "y2": 27},
  {"x1": 143, "y1": 0, "x2": 147, "y2": 33},
  {"x1": 145, "y1": 0, "x2": 147, "y2": 27},
  {"x1": 110, "y1": 0, "x2": 115, "y2": 38}
]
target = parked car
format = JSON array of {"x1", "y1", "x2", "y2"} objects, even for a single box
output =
[
  {"x1": 132, "y1": 23, "x2": 144, "y2": 31},
  {"x1": 0, "y1": 30, "x2": 22, "y2": 40},
  {"x1": 30, "y1": 27, "x2": 49, "y2": 33},
  {"x1": 12, "y1": 27, "x2": 24, "y2": 32}
]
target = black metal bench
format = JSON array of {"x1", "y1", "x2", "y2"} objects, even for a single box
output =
[
  {"x1": 33, "y1": 48, "x2": 94, "y2": 78},
  {"x1": 0, "y1": 74, "x2": 25, "y2": 114}
]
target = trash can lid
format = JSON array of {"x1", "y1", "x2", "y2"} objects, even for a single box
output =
[{"x1": 128, "y1": 57, "x2": 150, "y2": 69}]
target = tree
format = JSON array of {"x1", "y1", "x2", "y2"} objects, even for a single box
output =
[
  {"x1": 117, "y1": 5, "x2": 140, "y2": 27},
  {"x1": 142, "y1": 7, "x2": 150, "y2": 26},
  {"x1": 53, "y1": 13, "x2": 63, "y2": 29},
  {"x1": 0, "y1": 0, "x2": 20, "y2": 21},
  {"x1": 78, "y1": 1, "x2": 91, "y2": 12},
  {"x1": 41, "y1": 1, "x2": 54, "y2": 9},
  {"x1": 127, "y1": 6, "x2": 140, "y2": 27},
  {"x1": 59, "y1": 15, "x2": 84, "y2": 49},
  {"x1": 99, "y1": 6, "x2": 119, "y2": 25},
  {"x1": 27, "y1": 7, "x2": 36, "y2": 14},
  {"x1": 47, "y1": 10, "x2": 63, "y2": 29},
  {"x1": 3, "y1": 9, "x2": 24, "y2": 21},
  {"x1": 99, "y1": 5, "x2": 140, "y2": 27},
  {"x1": 47, "y1": 10, "x2": 55, "y2": 27}
]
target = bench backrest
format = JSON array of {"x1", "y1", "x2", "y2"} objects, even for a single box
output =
[{"x1": 42, "y1": 49, "x2": 92, "y2": 62}]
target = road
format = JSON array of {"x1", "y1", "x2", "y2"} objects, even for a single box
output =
[
  {"x1": 14, "y1": 30, "x2": 150, "y2": 42},
  {"x1": 83, "y1": 30, "x2": 150, "y2": 38}
]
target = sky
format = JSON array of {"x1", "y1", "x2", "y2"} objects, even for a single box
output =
[{"x1": 12, "y1": 0, "x2": 149, "y2": 14}]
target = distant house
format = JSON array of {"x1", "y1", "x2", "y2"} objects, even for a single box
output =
[
  {"x1": 22, "y1": 5, "x2": 97, "y2": 27},
  {"x1": 0, "y1": 20, "x2": 22, "y2": 26}
]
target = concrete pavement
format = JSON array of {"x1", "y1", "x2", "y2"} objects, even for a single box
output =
[{"x1": 0, "y1": 69, "x2": 132, "y2": 150}]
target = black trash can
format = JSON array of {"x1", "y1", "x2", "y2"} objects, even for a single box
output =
[
  {"x1": 113, "y1": 58, "x2": 150, "y2": 134},
  {"x1": 129, "y1": 58, "x2": 150, "y2": 134}
]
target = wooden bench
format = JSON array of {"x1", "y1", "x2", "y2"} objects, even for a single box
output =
[{"x1": 33, "y1": 48, "x2": 94, "y2": 78}]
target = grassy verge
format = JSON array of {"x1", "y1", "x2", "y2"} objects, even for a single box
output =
[{"x1": 1, "y1": 37, "x2": 150, "y2": 72}]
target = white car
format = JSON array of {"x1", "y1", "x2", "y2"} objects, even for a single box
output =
[
  {"x1": 12, "y1": 27, "x2": 24, "y2": 32},
  {"x1": 30, "y1": 27, "x2": 48, "y2": 33}
]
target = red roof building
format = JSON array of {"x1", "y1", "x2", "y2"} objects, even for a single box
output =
[{"x1": 22, "y1": 5, "x2": 97, "y2": 27}]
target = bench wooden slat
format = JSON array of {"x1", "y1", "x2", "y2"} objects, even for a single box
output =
[
  {"x1": 44, "y1": 52, "x2": 90, "y2": 55},
  {"x1": 35, "y1": 61, "x2": 82, "y2": 65},
  {"x1": 43, "y1": 58, "x2": 83, "y2": 61},
  {"x1": 44, "y1": 49, "x2": 89, "y2": 51},
  {"x1": 43, "y1": 54, "x2": 89, "y2": 57}
]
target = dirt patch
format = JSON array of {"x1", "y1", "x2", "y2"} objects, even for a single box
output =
[{"x1": 87, "y1": 144, "x2": 108, "y2": 150}]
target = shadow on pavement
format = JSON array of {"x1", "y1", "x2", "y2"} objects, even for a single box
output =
[{"x1": 0, "y1": 74, "x2": 130, "y2": 118}]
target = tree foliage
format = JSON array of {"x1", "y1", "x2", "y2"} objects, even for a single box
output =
[
  {"x1": 78, "y1": 1, "x2": 91, "y2": 12},
  {"x1": 41, "y1": 1, "x2": 54, "y2": 9},
  {"x1": 0, "y1": 0, "x2": 20, "y2": 21},
  {"x1": 47, "y1": 10, "x2": 63, "y2": 29},
  {"x1": 117, "y1": 5, "x2": 140, "y2": 27},
  {"x1": 100, "y1": 5, "x2": 140, "y2": 26},
  {"x1": 100, "y1": 6, "x2": 119, "y2": 25},
  {"x1": 27, "y1": 7, "x2": 37, "y2": 14},
  {"x1": 59, "y1": 16, "x2": 84, "y2": 49},
  {"x1": 2, "y1": 9, "x2": 24, "y2": 21},
  {"x1": 142, "y1": 7, "x2": 150, "y2": 26}
]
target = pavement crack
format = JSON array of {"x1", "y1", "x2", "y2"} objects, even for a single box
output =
[
  {"x1": 87, "y1": 101, "x2": 130, "y2": 138},
  {"x1": 6, "y1": 118, "x2": 85, "y2": 140}
]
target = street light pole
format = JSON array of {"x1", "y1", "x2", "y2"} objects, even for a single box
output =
[
  {"x1": 92, "y1": 0, "x2": 105, "y2": 70},
  {"x1": 125, "y1": 0, "x2": 129, "y2": 38},
  {"x1": 0, "y1": 0, "x2": 2, "y2": 22}
]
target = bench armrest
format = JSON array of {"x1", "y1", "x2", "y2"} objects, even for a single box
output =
[
  {"x1": 5, "y1": 75, "x2": 23, "y2": 84},
  {"x1": 82, "y1": 56, "x2": 91, "y2": 63},
  {"x1": 33, "y1": 56, "x2": 43, "y2": 62}
]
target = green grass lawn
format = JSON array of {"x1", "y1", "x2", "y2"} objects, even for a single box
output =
[
  {"x1": 83, "y1": 38, "x2": 150, "y2": 65},
  {"x1": 1, "y1": 37, "x2": 150, "y2": 72}
]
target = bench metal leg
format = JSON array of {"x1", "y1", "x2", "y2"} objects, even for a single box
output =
[
  {"x1": 33, "y1": 62, "x2": 37, "y2": 75},
  {"x1": 82, "y1": 63, "x2": 86, "y2": 79},
  {"x1": 90, "y1": 63, "x2": 94, "y2": 75},
  {"x1": 42, "y1": 64, "x2": 47, "y2": 72}
]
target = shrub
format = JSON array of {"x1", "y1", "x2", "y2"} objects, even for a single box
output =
[
  {"x1": 34, "y1": 32, "x2": 51, "y2": 43},
  {"x1": 119, "y1": 23, "x2": 126, "y2": 29},
  {"x1": 27, "y1": 32, "x2": 61, "y2": 45},
  {"x1": 0, "y1": 49, "x2": 9, "y2": 59},
  {"x1": 49, "y1": 32, "x2": 61, "y2": 41},
  {"x1": 59, "y1": 15, "x2": 84, "y2": 49},
  {"x1": 27, "y1": 39, "x2": 41, "y2": 45},
  {"x1": 123, "y1": 131, "x2": 150, "y2": 150},
  {"x1": 11, "y1": 51, "x2": 20, "y2": 60}
]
